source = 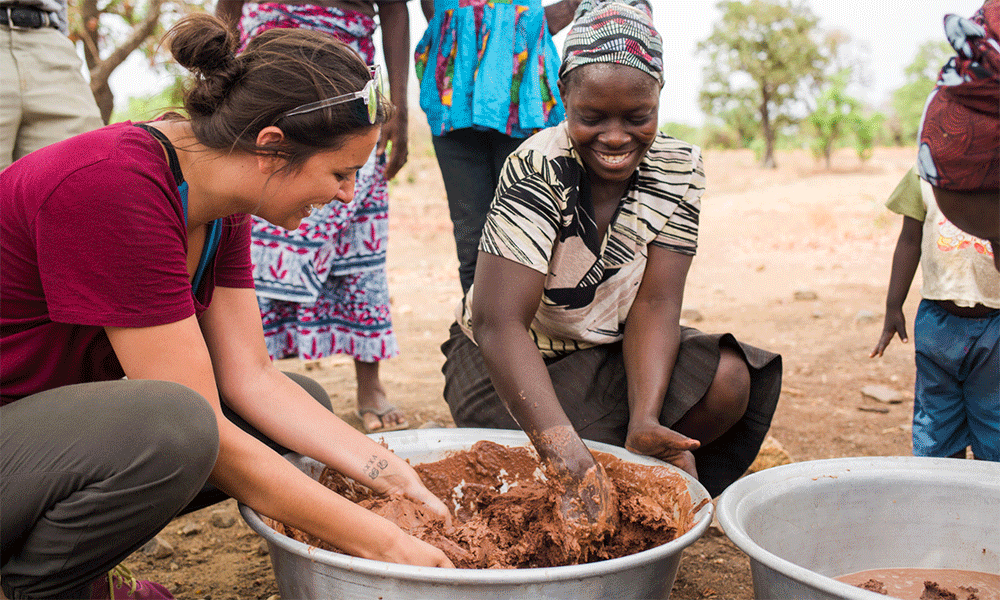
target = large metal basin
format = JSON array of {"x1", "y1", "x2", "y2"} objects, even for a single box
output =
[
  {"x1": 716, "y1": 456, "x2": 1000, "y2": 600},
  {"x1": 239, "y1": 428, "x2": 712, "y2": 600}
]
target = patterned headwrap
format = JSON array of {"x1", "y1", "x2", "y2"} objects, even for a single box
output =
[
  {"x1": 918, "y1": 0, "x2": 1000, "y2": 192},
  {"x1": 559, "y1": 0, "x2": 663, "y2": 83}
]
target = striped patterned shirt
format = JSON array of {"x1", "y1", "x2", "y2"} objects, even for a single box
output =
[{"x1": 458, "y1": 121, "x2": 704, "y2": 356}]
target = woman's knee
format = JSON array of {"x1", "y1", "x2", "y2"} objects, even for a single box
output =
[
  {"x1": 705, "y1": 348, "x2": 752, "y2": 419},
  {"x1": 2, "y1": 381, "x2": 219, "y2": 551},
  {"x1": 283, "y1": 371, "x2": 332, "y2": 411},
  {"x1": 104, "y1": 381, "x2": 219, "y2": 485}
]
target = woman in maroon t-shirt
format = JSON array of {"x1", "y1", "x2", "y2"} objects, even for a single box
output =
[{"x1": 0, "y1": 13, "x2": 452, "y2": 599}]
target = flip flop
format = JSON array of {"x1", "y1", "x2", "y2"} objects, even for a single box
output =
[{"x1": 356, "y1": 405, "x2": 410, "y2": 434}]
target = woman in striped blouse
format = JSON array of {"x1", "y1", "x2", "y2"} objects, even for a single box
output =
[{"x1": 441, "y1": 0, "x2": 782, "y2": 538}]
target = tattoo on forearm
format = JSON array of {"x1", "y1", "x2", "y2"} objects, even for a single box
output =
[{"x1": 363, "y1": 454, "x2": 390, "y2": 480}]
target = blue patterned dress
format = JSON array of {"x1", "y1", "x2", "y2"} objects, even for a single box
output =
[{"x1": 414, "y1": 0, "x2": 565, "y2": 137}]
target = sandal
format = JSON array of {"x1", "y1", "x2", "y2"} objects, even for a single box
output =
[{"x1": 356, "y1": 405, "x2": 410, "y2": 434}]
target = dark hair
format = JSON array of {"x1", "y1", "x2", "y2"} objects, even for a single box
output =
[{"x1": 163, "y1": 13, "x2": 390, "y2": 171}]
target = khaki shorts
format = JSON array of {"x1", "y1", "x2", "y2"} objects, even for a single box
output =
[{"x1": 0, "y1": 24, "x2": 103, "y2": 169}]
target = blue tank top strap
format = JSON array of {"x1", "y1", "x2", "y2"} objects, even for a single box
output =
[
  {"x1": 192, "y1": 220, "x2": 222, "y2": 294},
  {"x1": 134, "y1": 122, "x2": 222, "y2": 294}
]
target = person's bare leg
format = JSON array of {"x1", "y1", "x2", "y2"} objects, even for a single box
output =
[
  {"x1": 355, "y1": 359, "x2": 407, "y2": 431},
  {"x1": 672, "y1": 347, "x2": 751, "y2": 445}
]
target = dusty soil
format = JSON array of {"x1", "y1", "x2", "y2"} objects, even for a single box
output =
[{"x1": 123, "y1": 126, "x2": 925, "y2": 599}]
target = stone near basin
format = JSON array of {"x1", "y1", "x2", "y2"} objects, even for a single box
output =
[
  {"x1": 210, "y1": 510, "x2": 236, "y2": 529},
  {"x1": 861, "y1": 384, "x2": 905, "y2": 404},
  {"x1": 141, "y1": 535, "x2": 174, "y2": 559},
  {"x1": 745, "y1": 436, "x2": 793, "y2": 475}
]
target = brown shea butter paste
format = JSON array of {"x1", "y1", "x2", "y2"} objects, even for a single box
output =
[{"x1": 267, "y1": 440, "x2": 705, "y2": 569}]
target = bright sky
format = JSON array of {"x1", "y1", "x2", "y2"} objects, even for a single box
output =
[
  {"x1": 641, "y1": 0, "x2": 984, "y2": 125},
  {"x1": 109, "y1": 0, "x2": 984, "y2": 125}
]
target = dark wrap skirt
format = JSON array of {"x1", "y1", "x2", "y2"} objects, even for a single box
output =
[{"x1": 441, "y1": 322, "x2": 782, "y2": 498}]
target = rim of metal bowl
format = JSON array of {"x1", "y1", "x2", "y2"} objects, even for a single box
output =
[
  {"x1": 239, "y1": 428, "x2": 713, "y2": 585},
  {"x1": 715, "y1": 456, "x2": 999, "y2": 600}
]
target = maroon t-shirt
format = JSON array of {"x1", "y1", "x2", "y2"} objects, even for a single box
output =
[{"x1": 0, "y1": 122, "x2": 254, "y2": 404}]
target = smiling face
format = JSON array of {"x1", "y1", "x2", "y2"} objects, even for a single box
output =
[
  {"x1": 256, "y1": 125, "x2": 380, "y2": 230},
  {"x1": 559, "y1": 63, "x2": 661, "y2": 190}
]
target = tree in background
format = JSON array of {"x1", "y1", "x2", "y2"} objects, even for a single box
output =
[
  {"x1": 807, "y1": 65, "x2": 883, "y2": 169},
  {"x1": 69, "y1": 0, "x2": 210, "y2": 123},
  {"x1": 807, "y1": 69, "x2": 858, "y2": 169},
  {"x1": 851, "y1": 111, "x2": 884, "y2": 163},
  {"x1": 886, "y1": 40, "x2": 952, "y2": 146},
  {"x1": 715, "y1": 100, "x2": 759, "y2": 149},
  {"x1": 803, "y1": 26, "x2": 885, "y2": 169},
  {"x1": 697, "y1": 0, "x2": 829, "y2": 169}
]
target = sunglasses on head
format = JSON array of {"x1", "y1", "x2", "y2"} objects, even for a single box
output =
[{"x1": 277, "y1": 64, "x2": 383, "y2": 125}]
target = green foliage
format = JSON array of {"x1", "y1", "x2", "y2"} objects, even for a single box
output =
[
  {"x1": 852, "y1": 112, "x2": 884, "y2": 162},
  {"x1": 697, "y1": 0, "x2": 829, "y2": 167},
  {"x1": 903, "y1": 39, "x2": 954, "y2": 81},
  {"x1": 110, "y1": 86, "x2": 185, "y2": 124},
  {"x1": 715, "y1": 104, "x2": 758, "y2": 148},
  {"x1": 659, "y1": 122, "x2": 699, "y2": 143},
  {"x1": 657, "y1": 120, "x2": 756, "y2": 151},
  {"x1": 807, "y1": 69, "x2": 859, "y2": 167},
  {"x1": 120, "y1": 1, "x2": 212, "y2": 110},
  {"x1": 887, "y1": 40, "x2": 952, "y2": 146},
  {"x1": 700, "y1": 121, "x2": 743, "y2": 150},
  {"x1": 889, "y1": 80, "x2": 933, "y2": 145},
  {"x1": 806, "y1": 68, "x2": 885, "y2": 167}
]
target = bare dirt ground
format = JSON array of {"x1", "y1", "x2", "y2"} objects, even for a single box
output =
[{"x1": 124, "y1": 128, "x2": 924, "y2": 599}]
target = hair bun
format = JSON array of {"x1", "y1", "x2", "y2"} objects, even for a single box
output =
[
  {"x1": 165, "y1": 14, "x2": 243, "y2": 116},
  {"x1": 166, "y1": 13, "x2": 238, "y2": 80}
]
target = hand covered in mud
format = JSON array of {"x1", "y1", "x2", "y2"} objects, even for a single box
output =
[
  {"x1": 556, "y1": 459, "x2": 620, "y2": 546},
  {"x1": 383, "y1": 526, "x2": 455, "y2": 568},
  {"x1": 403, "y1": 482, "x2": 453, "y2": 528},
  {"x1": 625, "y1": 423, "x2": 700, "y2": 480},
  {"x1": 533, "y1": 426, "x2": 619, "y2": 547},
  {"x1": 369, "y1": 453, "x2": 452, "y2": 527}
]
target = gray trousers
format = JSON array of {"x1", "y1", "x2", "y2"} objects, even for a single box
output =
[{"x1": 1, "y1": 373, "x2": 329, "y2": 599}]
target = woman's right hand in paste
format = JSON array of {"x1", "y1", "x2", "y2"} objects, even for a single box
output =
[
  {"x1": 537, "y1": 427, "x2": 619, "y2": 539},
  {"x1": 559, "y1": 458, "x2": 619, "y2": 542},
  {"x1": 369, "y1": 456, "x2": 453, "y2": 527},
  {"x1": 402, "y1": 481, "x2": 453, "y2": 528},
  {"x1": 382, "y1": 528, "x2": 455, "y2": 568},
  {"x1": 625, "y1": 422, "x2": 700, "y2": 479}
]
